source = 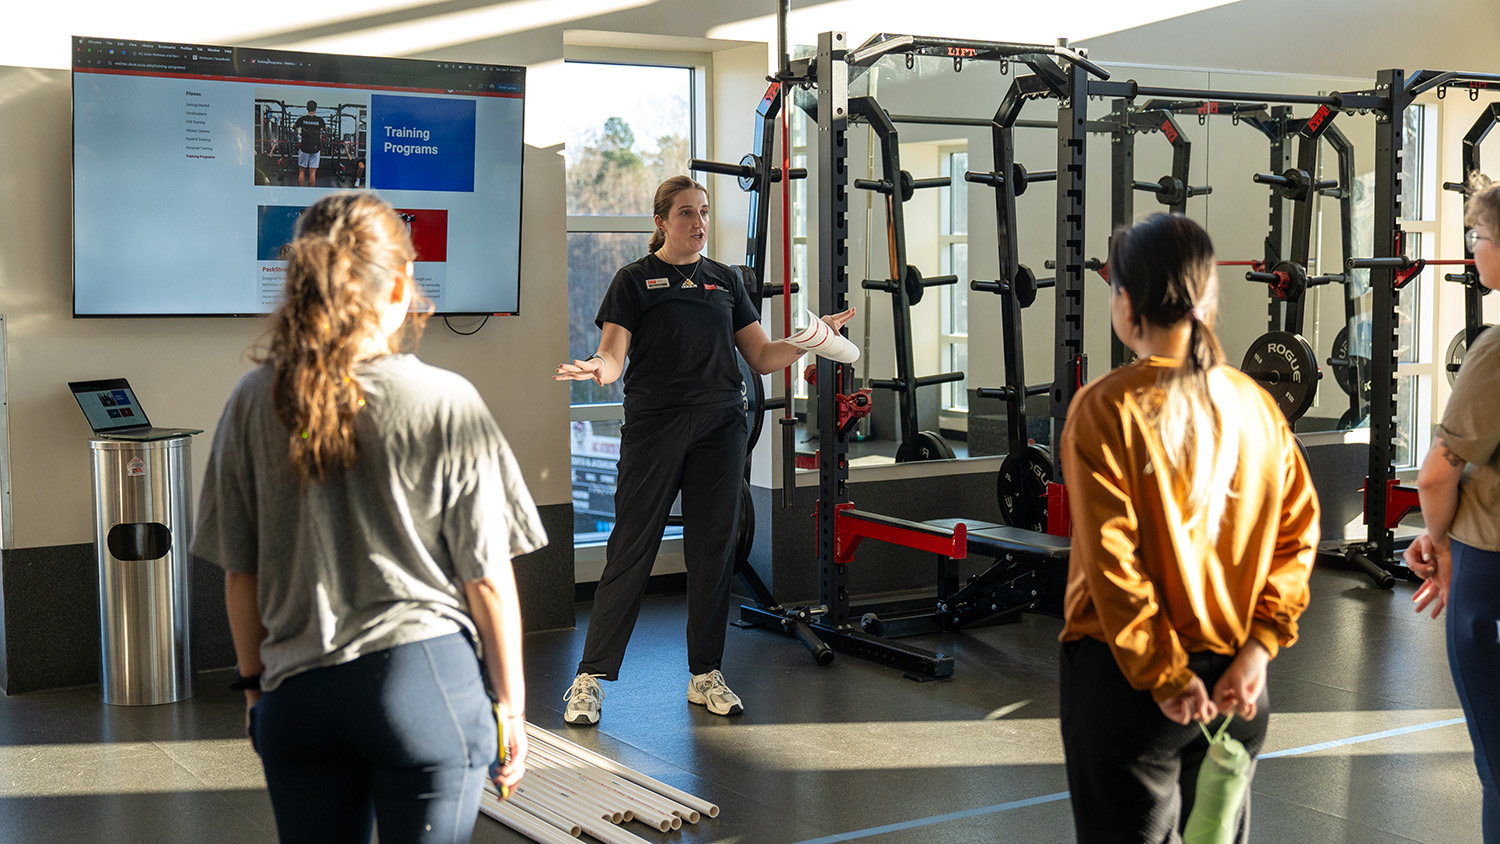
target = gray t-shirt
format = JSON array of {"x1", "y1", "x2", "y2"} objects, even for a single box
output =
[
  {"x1": 193, "y1": 355, "x2": 547, "y2": 691},
  {"x1": 1438, "y1": 326, "x2": 1500, "y2": 552}
]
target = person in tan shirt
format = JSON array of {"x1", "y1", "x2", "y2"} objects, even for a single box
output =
[
  {"x1": 1058, "y1": 213, "x2": 1320, "y2": 844},
  {"x1": 1405, "y1": 177, "x2": 1500, "y2": 843}
]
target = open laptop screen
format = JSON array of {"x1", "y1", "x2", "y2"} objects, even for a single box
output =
[{"x1": 70, "y1": 378, "x2": 151, "y2": 433}]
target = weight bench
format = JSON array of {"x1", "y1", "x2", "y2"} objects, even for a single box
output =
[{"x1": 834, "y1": 508, "x2": 1071, "y2": 638}]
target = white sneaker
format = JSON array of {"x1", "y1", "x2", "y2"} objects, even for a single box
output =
[
  {"x1": 687, "y1": 670, "x2": 743, "y2": 716},
  {"x1": 563, "y1": 673, "x2": 604, "y2": 725}
]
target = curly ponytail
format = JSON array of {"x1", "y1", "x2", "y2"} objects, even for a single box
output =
[
  {"x1": 259, "y1": 193, "x2": 423, "y2": 479},
  {"x1": 1108, "y1": 213, "x2": 1237, "y2": 538}
]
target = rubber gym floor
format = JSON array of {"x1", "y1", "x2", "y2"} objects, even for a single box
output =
[{"x1": 0, "y1": 565, "x2": 1478, "y2": 843}]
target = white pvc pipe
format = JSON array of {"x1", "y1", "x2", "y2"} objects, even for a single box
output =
[
  {"x1": 528, "y1": 739, "x2": 691, "y2": 821},
  {"x1": 512, "y1": 783, "x2": 597, "y2": 831},
  {"x1": 477, "y1": 791, "x2": 578, "y2": 844},
  {"x1": 527, "y1": 743, "x2": 681, "y2": 831},
  {"x1": 511, "y1": 782, "x2": 654, "y2": 844},
  {"x1": 526, "y1": 723, "x2": 721, "y2": 818},
  {"x1": 508, "y1": 792, "x2": 584, "y2": 837},
  {"x1": 527, "y1": 765, "x2": 630, "y2": 823},
  {"x1": 528, "y1": 746, "x2": 681, "y2": 833}
]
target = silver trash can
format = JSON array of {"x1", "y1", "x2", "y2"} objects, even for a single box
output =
[{"x1": 90, "y1": 437, "x2": 196, "y2": 705}]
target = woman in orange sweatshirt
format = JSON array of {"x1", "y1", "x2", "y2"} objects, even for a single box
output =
[{"x1": 1058, "y1": 213, "x2": 1320, "y2": 844}]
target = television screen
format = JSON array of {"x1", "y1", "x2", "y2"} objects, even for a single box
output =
[{"x1": 72, "y1": 36, "x2": 525, "y2": 317}]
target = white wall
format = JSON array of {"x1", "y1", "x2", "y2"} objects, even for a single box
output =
[{"x1": 5, "y1": 0, "x2": 1500, "y2": 549}]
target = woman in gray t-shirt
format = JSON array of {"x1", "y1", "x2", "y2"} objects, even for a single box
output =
[
  {"x1": 1405, "y1": 177, "x2": 1500, "y2": 843},
  {"x1": 194, "y1": 193, "x2": 545, "y2": 844}
]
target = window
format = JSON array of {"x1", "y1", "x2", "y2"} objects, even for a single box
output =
[
  {"x1": 938, "y1": 147, "x2": 969, "y2": 413},
  {"x1": 564, "y1": 57, "x2": 704, "y2": 544},
  {"x1": 1393, "y1": 103, "x2": 1439, "y2": 470}
]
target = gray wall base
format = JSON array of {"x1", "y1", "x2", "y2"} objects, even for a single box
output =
[{"x1": 0, "y1": 502, "x2": 575, "y2": 695}]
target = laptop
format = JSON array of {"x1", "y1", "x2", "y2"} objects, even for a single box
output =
[{"x1": 69, "y1": 378, "x2": 204, "y2": 441}]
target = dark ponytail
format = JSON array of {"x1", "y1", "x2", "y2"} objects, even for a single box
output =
[
  {"x1": 647, "y1": 175, "x2": 709, "y2": 254},
  {"x1": 258, "y1": 193, "x2": 425, "y2": 479},
  {"x1": 1107, "y1": 213, "x2": 1235, "y2": 536}
]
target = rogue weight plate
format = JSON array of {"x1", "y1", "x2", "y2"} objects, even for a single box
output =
[
  {"x1": 1446, "y1": 325, "x2": 1491, "y2": 386},
  {"x1": 1241, "y1": 331, "x2": 1319, "y2": 423},
  {"x1": 997, "y1": 443, "x2": 1053, "y2": 533},
  {"x1": 737, "y1": 353, "x2": 766, "y2": 451},
  {"x1": 896, "y1": 430, "x2": 956, "y2": 462}
]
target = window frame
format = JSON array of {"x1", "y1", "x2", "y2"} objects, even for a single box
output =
[
  {"x1": 937, "y1": 145, "x2": 969, "y2": 418},
  {"x1": 563, "y1": 48, "x2": 709, "y2": 552}
]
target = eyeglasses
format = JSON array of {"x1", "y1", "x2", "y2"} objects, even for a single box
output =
[{"x1": 1465, "y1": 228, "x2": 1492, "y2": 252}]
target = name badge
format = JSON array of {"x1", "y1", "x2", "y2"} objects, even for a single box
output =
[{"x1": 646, "y1": 278, "x2": 669, "y2": 290}]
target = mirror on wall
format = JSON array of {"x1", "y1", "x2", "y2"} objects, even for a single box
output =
[{"x1": 783, "y1": 51, "x2": 1415, "y2": 473}]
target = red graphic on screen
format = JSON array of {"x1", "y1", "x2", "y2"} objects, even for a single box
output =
[{"x1": 392, "y1": 208, "x2": 449, "y2": 263}]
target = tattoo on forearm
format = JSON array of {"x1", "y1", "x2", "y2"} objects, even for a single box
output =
[{"x1": 1436, "y1": 439, "x2": 1466, "y2": 469}]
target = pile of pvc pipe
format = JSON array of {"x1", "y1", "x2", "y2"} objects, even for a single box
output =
[{"x1": 478, "y1": 721, "x2": 720, "y2": 844}]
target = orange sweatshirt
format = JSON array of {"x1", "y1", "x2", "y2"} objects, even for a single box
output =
[{"x1": 1058, "y1": 358, "x2": 1320, "y2": 702}]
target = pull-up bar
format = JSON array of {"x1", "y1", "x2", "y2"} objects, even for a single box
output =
[
  {"x1": 847, "y1": 33, "x2": 1109, "y2": 79},
  {"x1": 1091, "y1": 81, "x2": 1383, "y2": 110}
]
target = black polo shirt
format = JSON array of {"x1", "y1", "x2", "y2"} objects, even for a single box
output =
[{"x1": 596, "y1": 254, "x2": 760, "y2": 416}]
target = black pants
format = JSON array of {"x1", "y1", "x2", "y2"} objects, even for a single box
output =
[
  {"x1": 578, "y1": 404, "x2": 747, "y2": 679},
  {"x1": 251, "y1": 634, "x2": 495, "y2": 844},
  {"x1": 1060, "y1": 636, "x2": 1269, "y2": 844}
]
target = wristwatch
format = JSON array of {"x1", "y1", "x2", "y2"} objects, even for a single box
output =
[{"x1": 229, "y1": 668, "x2": 262, "y2": 691}]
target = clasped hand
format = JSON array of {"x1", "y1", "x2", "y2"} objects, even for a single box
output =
[
  {"x1": 1403, "y1": 532, "x2": 1451, "y2": 618},
  {"x1": 1157, "y1": 639, "x2": 1270, "y2": 725}
]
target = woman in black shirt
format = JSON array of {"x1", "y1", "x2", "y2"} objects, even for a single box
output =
[{"x1": 554, "y1": 175, "x2": 851, "y2": 724}]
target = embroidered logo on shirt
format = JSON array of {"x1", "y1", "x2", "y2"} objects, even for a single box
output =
[
  {"x1": 681, "y1": 280, "x2": 697, "y2": 289},
  {"x1": 646, "y1": 278, "x2": 669, "y2": 290}
]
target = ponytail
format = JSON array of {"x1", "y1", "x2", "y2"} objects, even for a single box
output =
[
  {"x1": 258, "y1": 193, "x2": 422, "y2": 479},
  {"x1": 648, "y1": 175, "x2": 708, "y2": 256},
  {"x1": 1108, "y1": 214, "x2": 1237, "y2": 538}
]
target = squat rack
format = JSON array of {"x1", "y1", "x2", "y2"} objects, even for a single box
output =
[
  {"x1": 730, "y1": 32, "x2": 1106, "y2": 678},
  {"x1": 1341, "y1": 69, "x2": 1500, "y2": 586}
]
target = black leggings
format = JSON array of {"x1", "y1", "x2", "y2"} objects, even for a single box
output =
[
  {"x1": 1060, "y1": 636, "x2": 1269, "y2": 844},
  {"x1": 1447, "y1": 540, "x2": 1500, "y2": 843},
  {"x1": 578, "y1": 404, "x2": 747, "y2": 679},
  {"x1": 251, "y1": 634, "x2": 495, "y2": 844}
]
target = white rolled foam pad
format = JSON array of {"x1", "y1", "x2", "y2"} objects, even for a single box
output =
[{"x1": 785, "y1": 308, "x2": 859, "y2": 363}]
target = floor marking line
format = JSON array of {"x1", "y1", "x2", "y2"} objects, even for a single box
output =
[
  {"x1": 1259, "y1": 717, "x2": 1467, "y2": 760},
  {"x1": 788, "y1": 792, "x2": 1071, "y2": 844},
  {"x1": 786, "y1": 717, "x2": 1466, "y2": 844}
]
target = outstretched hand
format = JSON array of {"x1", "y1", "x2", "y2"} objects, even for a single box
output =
[
  {"x1": 554, "y1": 358, "x2": 603, "y2": 385},
  {"x1": 820, "y1": 307, "x2": 857, "y2": 334}
]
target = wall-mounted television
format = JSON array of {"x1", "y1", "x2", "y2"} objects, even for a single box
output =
[{"x1": 72, "y1": 36, "x2": 525, "y2": 317}]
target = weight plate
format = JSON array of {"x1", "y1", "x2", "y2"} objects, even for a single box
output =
[
  {"x1": 895, "y1": 430, "x2": 955, "y2": 462},
  {"x1": 1446, "y1": 325, "x2": 1491, "y2": 386},
  {"x1": 1331, "y1": 327, "x2": 1353, "y2": 397},
  {"x1": 735, "y1": 479, "x2": 755, "y2": 563},
  {"x1": 1241, "y1": 331, "x2": 1319, "y2": 423},
  {"x1": 737, "y1": 153, "x2": 760, "y2": 193},
  {"x1": 1014, "y1": 264, "x2": 1038, "y2": 308},
  {"x1": 1328, "y1": 326, "x2": 1371, "y2": 403},
  {"x1": 997, "y1": 443, "x2": 1053, "y2": 533},
  {"x1": 904, "y1": 264, "x2": 925, "y2": 306},
  {"x1": 1337, "y1": 407, "x2": 1367, "y2": 430},
  {"x1": 737, "y1": 353, "x2": 765, "y2": 451}
]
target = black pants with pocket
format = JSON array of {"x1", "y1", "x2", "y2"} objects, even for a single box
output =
[
  {"x1": 1060, "y1": 635, "x2": 1270, "y2": 844},
  {"x1": 577, "y1": 404, "x2": 746, "y2": 680}
]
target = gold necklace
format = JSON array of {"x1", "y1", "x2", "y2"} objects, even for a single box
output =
[{"x1": 659, "y1": 251, "x2": 700, "y2": 284}]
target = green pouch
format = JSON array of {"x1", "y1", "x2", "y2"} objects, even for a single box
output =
[{"x1": 1182, "y1": 715, "x2": 1253, "y2": 844}]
